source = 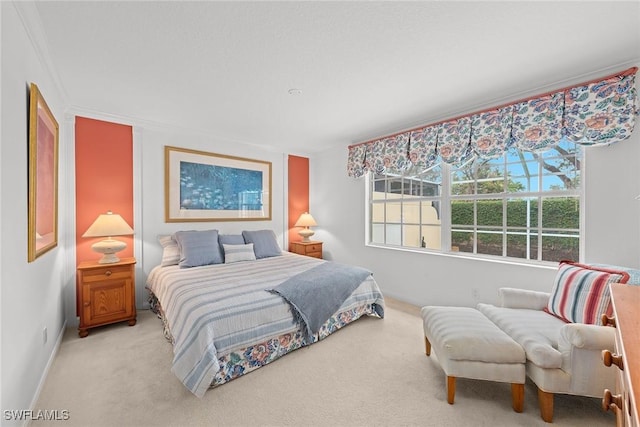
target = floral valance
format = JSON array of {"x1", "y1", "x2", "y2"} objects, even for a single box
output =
[{"x1": 347, "y1": 68, "x2": 638, "y2": 178}]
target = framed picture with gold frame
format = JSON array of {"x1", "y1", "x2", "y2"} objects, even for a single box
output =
[
  {"x1": 28, "y1": 83, "x2": 59, "y2": 262},
  {"x1": 165, "y1": 146, "x2": 272, "y2": 222}
]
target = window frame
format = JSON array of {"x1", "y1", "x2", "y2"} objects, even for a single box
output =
[{"x1": 366, "y1": 145, "x2": 584, "y2": 265}]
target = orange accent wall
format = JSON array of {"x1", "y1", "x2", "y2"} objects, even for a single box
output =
[
  {"x1": 288, "y1": 155, "x2": 309, "y2": 248},
  {"x1": 75, "y1": 117, "x2": 133, "y2": 265}
]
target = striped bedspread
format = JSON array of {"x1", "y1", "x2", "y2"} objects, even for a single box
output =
[{"x1": 146, "y1": 252, "x2": 384, "y2": 397}]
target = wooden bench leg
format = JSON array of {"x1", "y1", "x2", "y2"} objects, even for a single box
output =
[
  {"x1": 538, "y1": 388, "x2": 554, "y2": 423},
  {"x1": 511, "y1": 383, "x2": 524, "y2": 413},
  {"x1": 425, "y1": 336, "x2": 431, "y2": 356},
  {"x1": 447, "y1": 376, "x2": 456, "y2": 404}
]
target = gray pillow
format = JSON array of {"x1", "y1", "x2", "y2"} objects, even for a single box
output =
[
  {"x1": 174, "y1": 229, "x2": 222, "y2": 268},
  {"x1": 218, "y1": 234, "x2": 245, "y2": 262},
  {"x1": 242, "y1": 230, "x2": 282, "y2": 259},
  {"x1": 219, "y1": 234, "x2": 245, "y2": 245}
]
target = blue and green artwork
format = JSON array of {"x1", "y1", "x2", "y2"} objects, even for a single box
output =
[{"x1": 180, "y1": 161, "x2": 263, "y2": 210}]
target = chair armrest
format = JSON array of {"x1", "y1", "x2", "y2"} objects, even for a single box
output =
[
  {"x1": 558, "y1": 323, "x2": 617, "y2": 394},
  {"x1": 498, "y1": 287, "x2": 550, "y2": 310},
  {"x1": 559, "y1": 323, "x2": 615, "y2": 350}
]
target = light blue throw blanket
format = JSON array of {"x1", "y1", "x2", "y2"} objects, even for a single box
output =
[{"x1": 267, "y1": 261, "x2": 372, "y2": 341}]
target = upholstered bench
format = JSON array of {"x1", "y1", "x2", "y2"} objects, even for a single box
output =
[{"x1": 421, "y1": 306, "x2": 526, "y2": 412}]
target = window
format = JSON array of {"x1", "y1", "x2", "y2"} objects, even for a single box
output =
[{"x1": 369, "y1": 140, "x2": 581, "y2": 263}]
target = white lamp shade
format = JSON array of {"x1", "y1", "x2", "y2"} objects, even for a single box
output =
[
  {"x1": 294, "y1": 212, "x2": 317, "y2": 228},
  {"x1": 83, "y1": 211, "x2": 133, "y2": 264},
  {"x1": 83, "y1": 211, "x2": 134, "y2": 238}
]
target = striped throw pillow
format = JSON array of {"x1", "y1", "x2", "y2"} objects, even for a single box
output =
[
  {"x1": 223, "y1": 243, "x2": 256, "y2": 264},
  {"x1": 157, "y1": 235, "x2": 180, "y2": 267},
  {"x1": 545, "y1": 261, "x2": 630, "y2": 324}
]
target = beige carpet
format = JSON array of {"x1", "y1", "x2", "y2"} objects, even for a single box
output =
[{"x1": 33, "y1": 299, "x2": 614, "y2": 426}]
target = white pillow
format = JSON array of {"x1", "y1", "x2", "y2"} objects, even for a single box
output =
[
  {"x1": 157, "y1": 235, "x2": 180, "y2": 267},
  {"x1": 223, "y1": 243, "x2": 257, "y2": 264}
]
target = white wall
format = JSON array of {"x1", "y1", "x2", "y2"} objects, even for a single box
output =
[
  {"x1": 583, "y1": 136, "x2": 640, "y2": 266},
  {"x1": 135, "y1": 127, "x2": 289, "y2": 305},
  {"x1": 310, "y1": 94, "x2": 640, "y2": 308},
  {"x1": 1, "y1": 3, "x2": 70, "y2": 422}
]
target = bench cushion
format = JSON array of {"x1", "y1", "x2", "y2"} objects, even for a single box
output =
[
  {"x1": 477, "y1": 303, "x2": 566, "y2": 369},
  {"x1": 422, "y1": 306, "x2": 525, "y2": 364}
]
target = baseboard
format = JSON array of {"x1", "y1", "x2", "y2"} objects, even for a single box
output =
[
  {"x1": 381, "y1": 292, "x2": 422, "y2": 316},
  {"x1": 26, "y1": 320, "x2": 67, "y2": 427}
]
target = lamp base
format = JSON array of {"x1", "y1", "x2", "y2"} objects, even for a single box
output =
[
  {"x1": 91, "y1": 238, "x2": 127, "y2": 264},
  {"x1": 97, "y1": 253, "x2": 122, "y2": 264},
  {"x1": 298, "y1": 228, "x2": 314, "y2": 243}
]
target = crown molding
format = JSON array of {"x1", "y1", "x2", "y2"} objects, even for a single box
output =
[
  {"x1": 12, "y1": 1, "x2": 69, "y2": 106},
  {"x1": 353, "y1": 59, "x2": 640, "y2": 147},
  {"x1": 64, "y1": 103, "x2": 314, "y2": 157}
]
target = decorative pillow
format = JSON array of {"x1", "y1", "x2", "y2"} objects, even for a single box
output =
[
  {"x1": 223, "y1": 243, "x2": 257, "y2": 264},
  {"x1": 591, "y1": 263, "x2": 640, "y2": 285},
  {"x1": 218, "y1": 234, "x2": 246, "y2": 262},
  {"x1": 545, "y1": 261, "x2": 630, "y2": 324},
  {"x1": 174, "y1": 230, "x2": 222, "y2": 268},
  {"x1": 242, "y1": 230, "x2": 282, "y2": 259},
  {"x1": 157, "y1": 235, "x2": 180, "y2": 267},
  {"x1": 219, "y1": 234, "x2": 245, "y2": 246}
]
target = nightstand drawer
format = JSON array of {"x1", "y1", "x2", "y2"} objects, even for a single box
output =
[
  {"x1": 290, "y1": 241, "x2": 323, "y2": 259},
  {"x1": 306, "y1": 243, "x2": 322, "y2": 253},
  {"x1": 81, "y1": 265, "x2": 132, "y2": 282}
]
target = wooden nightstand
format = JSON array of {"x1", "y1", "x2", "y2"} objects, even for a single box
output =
[
  {"x1": 290, "y1": 241, "x2": 323, "y2": 259},
  {"x1": 76, "y1": 257, "x2": 136, "y2": 338}
]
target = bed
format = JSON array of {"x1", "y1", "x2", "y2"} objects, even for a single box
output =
[{"x1": 146, "y1": 234, "x2": 384, "y2": 397}]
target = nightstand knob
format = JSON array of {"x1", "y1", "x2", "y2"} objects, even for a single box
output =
[
  {"x1": 105, "y1": 270, "x2": 112, "y2": 276},
  {"x1": 83, "y1": 302, "x2": 90, "y2": 307}
]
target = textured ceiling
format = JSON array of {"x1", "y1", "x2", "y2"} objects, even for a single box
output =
[{"x1": 33, "y1": 1, "x2": 640, "y2": 154}]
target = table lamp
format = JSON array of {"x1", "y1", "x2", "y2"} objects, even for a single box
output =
[
  {"x1": 82, "y1": 210, "x2": 134, "y2": 264},
  {"x1": 294, "y1": 212, "x2": 317, "y2": 243}
]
